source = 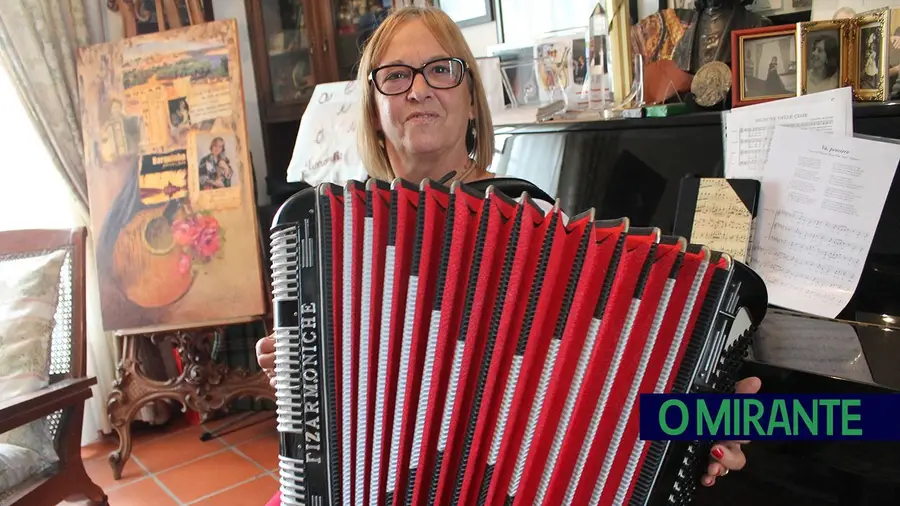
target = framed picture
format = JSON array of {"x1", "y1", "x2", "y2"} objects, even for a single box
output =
[
  {"x1": 850, "y1": 7, "x2": 890, "y2": 101},
  {"x1": 797, "y1": 18, "x2": 850, "y2": 95},
  {"x1": 731, "y1": 24, "x2": 799, "y2": 107},
  {"x1": 887, "y1": 9, "x2": 900, "y2": 100}
]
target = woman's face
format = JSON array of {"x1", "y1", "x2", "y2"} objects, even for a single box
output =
[
  {"x1": 811, "y1": 40, "x2": 827, "y2": 73},
  {"x1": 211, "y1": 141, "x2": 223, "y2": 156},
  {"x1": 373, "y1": 19, "x2": 473, "y2": 165}
]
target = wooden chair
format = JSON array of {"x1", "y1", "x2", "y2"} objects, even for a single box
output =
[{"x1": 0, "y1": 228, "x2": 106, "y2": 505}]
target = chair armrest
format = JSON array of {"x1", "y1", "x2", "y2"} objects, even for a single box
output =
[{"x1": 0, "y1": 377, "x2": 97, "y2": 434}]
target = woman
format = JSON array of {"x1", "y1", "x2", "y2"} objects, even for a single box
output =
[
  {"x1": 198, "y1": 137, "x2": 233, "y2": 190},
  {"x1": 807, "y1": 33, "x2": 840, "y2": 93},
  {"x1": 259, "y1": 7, "x2": 758, "y2": 505}
]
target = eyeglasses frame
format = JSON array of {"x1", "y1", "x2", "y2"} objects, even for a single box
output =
[{"x1": 368, "y1": 57, "x2": 469, "y2": 96}]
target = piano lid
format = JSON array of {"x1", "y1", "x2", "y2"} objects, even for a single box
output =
[{"x1": 750, "y1": 308, "x2": 900, "y2": 393}]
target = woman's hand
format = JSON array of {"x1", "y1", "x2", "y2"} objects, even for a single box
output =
[
  {"x1": 256, "y1": 334, "x2": 276, "y2": 389},
  {"x1": 701, "y1": 376, "x2": 762, "y2": 487}
]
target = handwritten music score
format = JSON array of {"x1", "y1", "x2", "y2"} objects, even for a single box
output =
[
  {"x1": 691, "y1": 179, "x2": 752, "y2": 262},
  {"x1": 724, "y1": 87, "x2": 853, "y2": 180},
  {"x1": 750, "y1": 125, "x2": 900, "y2": 319}
]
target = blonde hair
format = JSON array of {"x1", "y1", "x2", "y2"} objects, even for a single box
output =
[{"x1": 356, "y1": 6, "x2": 495, "y2": 182}]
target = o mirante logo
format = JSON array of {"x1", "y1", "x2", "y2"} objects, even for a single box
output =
[
  {"x1": 657, "y1": 397, "x2": 861, "y2": 438},
  {"x1": 639, "y1": 394, "x2": 900, "y2": 441}
]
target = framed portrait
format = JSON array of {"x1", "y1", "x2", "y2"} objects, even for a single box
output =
[
  {"x1": 850, "y1": 7, "x2": 890, "y2": 101},
  {"x1": 731, "y1": 24, "x2": 799, "y2": 107},
  {"x1": 797, "y1": 18, "x2": 850, "y2": 96},
  {"x1": 886, "y1": 8, "x2": 900, "y2": 100}
]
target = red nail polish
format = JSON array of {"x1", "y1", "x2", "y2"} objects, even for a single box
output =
[{"x1": 712, "y1": 447, "x2": 724, "y2": 459}]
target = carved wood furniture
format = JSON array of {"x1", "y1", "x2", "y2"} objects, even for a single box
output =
[
  {"x1": 106, "y1": 324, "x2": 275, "y2": 479},
  {"x1": 0, "y1": 228, "x2": 106, "y2": 505}
]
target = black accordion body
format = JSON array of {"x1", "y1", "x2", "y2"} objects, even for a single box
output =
[{"x1": 269, "y1": 177, "x2": 768, "y2": 506}]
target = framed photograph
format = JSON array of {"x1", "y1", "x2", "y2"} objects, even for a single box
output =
[
  {"x1": 731, "y1": 24, "x2": 799, "y2": 107},
  {"x1": 851, "y1": 7, "x2": 890, "y2": 101},
  {"x1": 797, "y1": 18, "x2": 850, "y2": 95},
  {"x1": 887, "y1": 9, "x2": 900, "y2": 100}
]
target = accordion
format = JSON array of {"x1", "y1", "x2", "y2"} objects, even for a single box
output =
[{"x1": 269, "y1": 176, "x2": 768, "y2": 506}]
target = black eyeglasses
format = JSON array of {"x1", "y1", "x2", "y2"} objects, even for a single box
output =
[{"x1": 369, "y1": 57, "x2": 468, "y2": 96}]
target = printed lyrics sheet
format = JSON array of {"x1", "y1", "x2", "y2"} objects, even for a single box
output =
[
  {"x1": 724, "y1": 87, "x2": 853, "y2": 179},
  {"x1": 751, "y1": 125, "x2": 900, "y2": 318}
]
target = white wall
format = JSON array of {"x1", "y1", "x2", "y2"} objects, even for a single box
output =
[
  {"x1": 100, "y1": 1, "x2": 270, "y2": 205},
  {"x1": 461, "y1": 21, "x2": 499, "y2": 57},
  {"x1": 210, "y1": 0, "x2": 269, "y2": 205}
]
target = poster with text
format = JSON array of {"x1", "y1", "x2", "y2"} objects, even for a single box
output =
[{"x1": 77, "y1": 20, "x2": 266, "y2": 333}]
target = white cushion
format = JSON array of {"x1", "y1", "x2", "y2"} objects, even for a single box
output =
[
  {"x1": 0, "y1": 443, "x2": 46, "y2": 493},
  {"x1": 0, "y1": 249, "x2": 67, "y2": 466}
]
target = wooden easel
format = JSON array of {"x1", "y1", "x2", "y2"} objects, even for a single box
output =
[
  {"x1": 86, "y1": 10, "x2": 276, "y2": 480},
  {"x1": 108, "y1": 0, "x2": 209, "y2": 38}
]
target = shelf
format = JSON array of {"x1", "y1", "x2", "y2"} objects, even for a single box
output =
[{"x1": 493, "y1": 101, "x2": 900, "y2": 135}]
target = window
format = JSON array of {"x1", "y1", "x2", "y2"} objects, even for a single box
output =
[
  {"x1": 0, "y1": 62, "x2": 80, "y2": 232},
  {"x1": 497, "y1": 0, "x2": 596, "y2": 46}
]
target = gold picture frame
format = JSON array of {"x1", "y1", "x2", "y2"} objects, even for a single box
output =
[
  {"x1": 797, "y1": 18, "x2": 851, "y2": 96},
  {"x1": 850, "y1": 7, "x2": 891, "y2": 101}
]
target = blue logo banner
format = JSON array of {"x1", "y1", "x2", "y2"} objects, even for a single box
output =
[{"x1": 639, "y1": 394, "x2": 900, "y2": 441}]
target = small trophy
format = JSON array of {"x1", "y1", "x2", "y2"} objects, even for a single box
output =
[{"x1": 582, "y1": 2, "x2": 612, "y2": 111}]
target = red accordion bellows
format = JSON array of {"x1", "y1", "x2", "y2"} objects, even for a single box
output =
[{"x1": 269, "y1": 177, "x2": 762, "y2": 506}]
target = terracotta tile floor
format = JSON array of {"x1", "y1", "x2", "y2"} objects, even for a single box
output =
[{"x1": 62, "y1": 411, "x2": 279, "y2": 506}]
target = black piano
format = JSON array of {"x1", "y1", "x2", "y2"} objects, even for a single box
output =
[{"x1": 493, "y1": 102, "x2": 900, "y2": 505}]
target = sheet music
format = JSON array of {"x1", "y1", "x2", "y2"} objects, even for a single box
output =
[
  {"x1": 691, "y1": 178, "x2": 752, "y2": 262},
  {"x1": 754, "y1": 311, "x2": 874, "y2": 384},
  {"x1": 751, "y1": 125, "x2": 900, "y2": 318},
  {"x1": 723, "y1": 87, "x2": 853, "y2": 179}
]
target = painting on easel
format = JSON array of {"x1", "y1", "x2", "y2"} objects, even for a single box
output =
[{"x1": 77, "y1": 19, "x2": 266, "y2": 333}]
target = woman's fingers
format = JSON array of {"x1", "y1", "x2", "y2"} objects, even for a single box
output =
[
  {"x1": 734, "y1": 376, "x2": 761, "y2": 394},
  {"x1": 701, "y1": 376, "x2": 760, "y2": 487},
  {"x1": 256, "y1": 334, "x2": 276, "y2": 372},
  {"x1": 710, "y1": 442, "x2": 747, "y2": 471},
  {"x1": 701, "y1": 461, "x2": 728, "y2": 486}
]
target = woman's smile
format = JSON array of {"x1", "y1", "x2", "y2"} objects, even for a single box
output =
[{"x1": 405, "y1": 111, "x2": 440, "y2": 124}]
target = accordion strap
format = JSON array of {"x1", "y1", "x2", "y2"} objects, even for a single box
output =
[{"x1": 465, "y1": 176, "x2": 554, "y2": 205}]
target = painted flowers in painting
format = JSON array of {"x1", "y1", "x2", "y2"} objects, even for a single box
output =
[{"x1": 172, "y1": 212, "x2": 222, "y2": 274}]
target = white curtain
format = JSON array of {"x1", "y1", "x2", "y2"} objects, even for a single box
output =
[{"x1": 0, "y1": 60, "x2": 116, "y2": 446}]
